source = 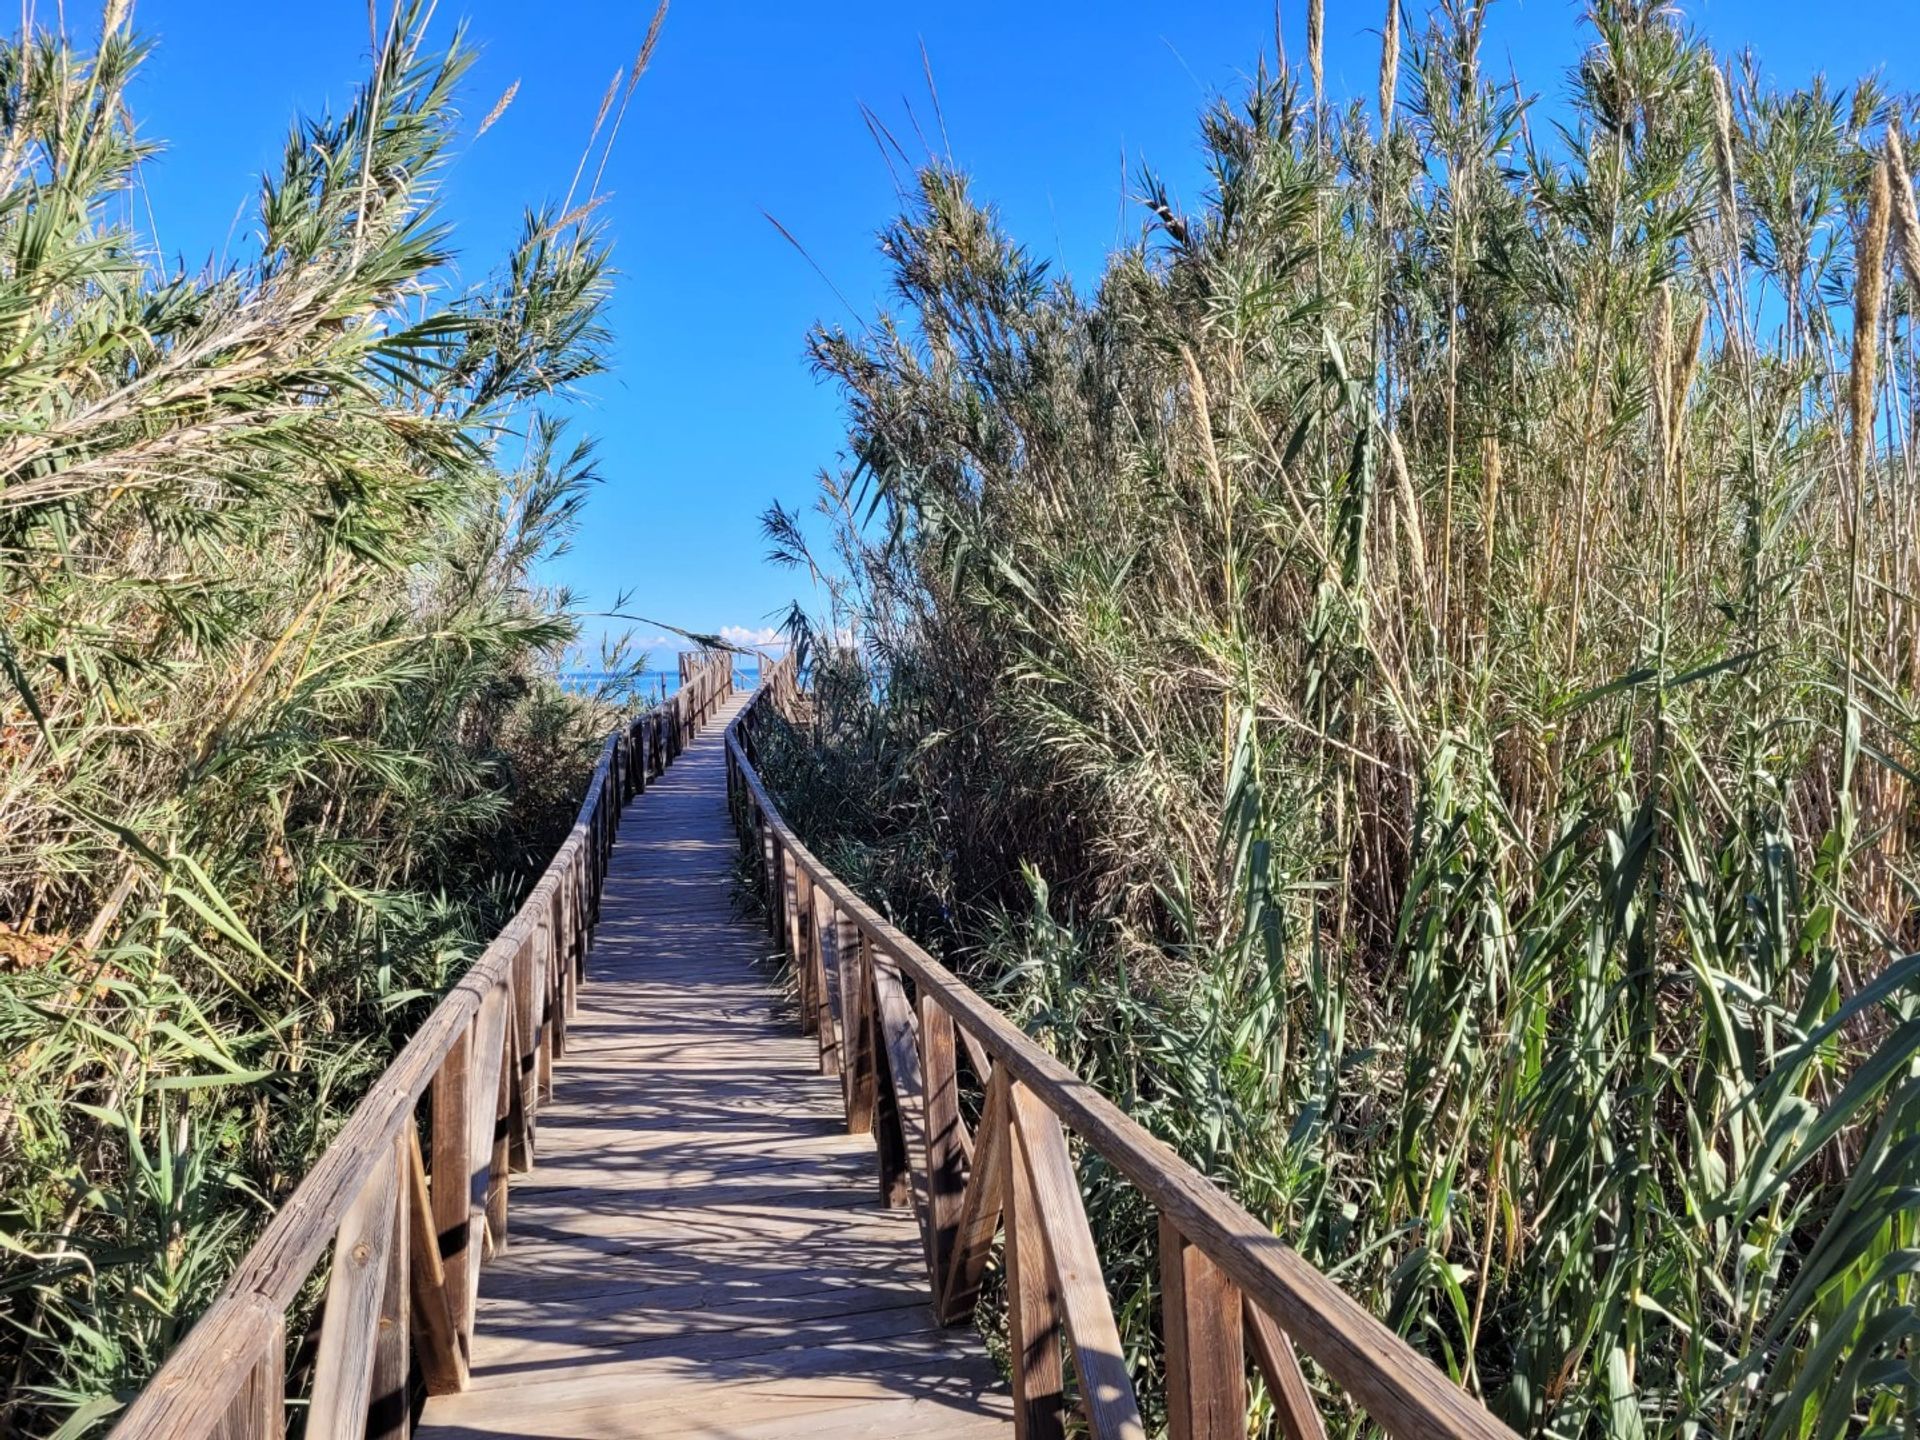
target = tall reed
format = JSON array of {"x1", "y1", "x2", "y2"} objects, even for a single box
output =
[
  {"x1": 764, "y1": 4, "x2": 1920, "y2": 1433},
  {"x1": 0, "y1": 7, "x2": 649, "y2": 1433}
]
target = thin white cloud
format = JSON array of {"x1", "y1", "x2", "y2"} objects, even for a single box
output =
[{"x1": 720, "y1": 624, "x2": 784, "y2": 649}]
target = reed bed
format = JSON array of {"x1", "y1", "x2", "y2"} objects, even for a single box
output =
[
  {"x1": 762, "y1": 3, "x2": 1920, "y2": 1434},
  {"x1": 0, "y1": 6, "x2": 651, "y2": 1433}
]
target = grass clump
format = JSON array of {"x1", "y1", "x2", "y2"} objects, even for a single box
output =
[
  {"x1": 765, "y1": 2, "x2": 1920, "y2": 1433},
  {"x1": 0, "y1": 6, "x2": 650, "y2": 1432}
]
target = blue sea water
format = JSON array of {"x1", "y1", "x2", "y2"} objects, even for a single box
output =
[{"x1": 561, "y1": 665, "x2": 761, "y2": 704}]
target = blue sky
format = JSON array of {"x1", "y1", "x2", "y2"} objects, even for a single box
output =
[{"x1": 129, "y1": 1, "x2": 1912, "y2": 658}]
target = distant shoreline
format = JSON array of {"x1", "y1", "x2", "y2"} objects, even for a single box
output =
[{"x1": 561, "y1": 664, "x2": 762, "y2": 700}]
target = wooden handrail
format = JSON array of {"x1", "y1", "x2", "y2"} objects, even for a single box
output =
[
  {"x1": 113, "y1": 650, "x2": 737, "y2": 1440},
  {"x1": 725, "y1": 657, "x2": 1520, "y2": 1440}
]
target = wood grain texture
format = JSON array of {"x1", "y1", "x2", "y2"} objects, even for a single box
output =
[
  {"x1": 871, "y1": 943, "x2": 932, "y2": 1248},
  {"x1": 937, "y1": 1068, "x2": 1008, "y2": 1326},
  {"x1": 308, "y1": 1145, "x2": 400, "y2": 1440},
  {"x1": 212, "y1": 1318, "x2": 283, "y2": 1440},
  {"x1": 812, "y1": 883, "x2": 843, "y2": 1077},
  {"x1": 1160, "y1": 1216, "x2": 1245, "y2": 1440},
  {"x1": 921, "y1": 994, "x2": 968, "y2": 1297},
  {"x1": 124, "y1": 653, "x2": 1501, "y2": 1440},
  {"x1": 1245, "y1": 1297, "x2": 1330, "y2": 1440},
  {"x1": 415, "y1": 691, "x2": 1010, "y2": 1439},
  {"x1": 837, "y1": 906, "x2": 877, "y2": 1134},
  {"x1": 369, "y1": 1132, "x2": 412, "y2": 1440},
  {"x1": 1010, "y1": 1086, "x2": 1144, "y2": 1440},
  {"x1": 406, "y1": 1128, "x2": 466, "y2": 1394},
  {"x1": 467, "y1": 985, "x2": 508, "y2": 1285},
  {"x1": 1003, "y1": 1090, "x2": 1066, "y2": 1440},
  {"x1": 114, "y1": 661, "x2": 728, "y2": 1440},
  {"x1": 429, "y1": 1029, "x2": 474, "y2": 1358}
]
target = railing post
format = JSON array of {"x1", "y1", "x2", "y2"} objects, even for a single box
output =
[
  {"x1": 838, "y1": 908, "x2": 875, "y2": 1134},
  {"x1": 430, "y1": 1029, "x2": 474, "y2": 1357},
  {"x1": 921, "y1": 994, "x2": 966, "y2": 1294},
  {"x1": 506, "y1": 941, "x2": 536, "y2": 1173},
  {"x1": 464, "y1": 986, "x2": 508, "y2": 1291},
  {"x1": 787, "y1": 859, "x2": 813, "y2": 1034},
  {"x1": 1244, "y1": 1301, "x2": 1328, "y2": 1440},
  {"x1": 537, "y1": 914, "x2": 557, "y2": 1099},
  {"x1": 867, "y1": 936, "x2": 913, "y2": 1211},
  {"x1": 1003, "y1": 1085, "x2": 1067, "y2": 1440},
  {"x1": 760, "y1": 812, "x2": 778, "y2": 938},
  {"x1": 937, "y1": 1068, "x2": 1008, "y2": 1325},
  {"x1": 369, "y1": 1130, "x2": 411, "y2": 1440},
  {"x1": 766, "y1": 832, "x2": 783, "y2": 942},
  {"x1": 306, "y1": 1141, "x2": 400, "y2": 1440},
  {"x1": 1161, "y1": 1217, "x2": 1245, "y2": 1440},
  {"x1": 405, "y1": 1128, "x2": 465, "y2": 1395},
  {"x1": 487, "y1": 1002, "x2": 513, "y2": 1246},
  {"x1": 810, "y1": 884, "x2": 840, "y2": 1076},
  {"x1": 217, "y1": 1314, "x2": 286, "y2": 1440}
]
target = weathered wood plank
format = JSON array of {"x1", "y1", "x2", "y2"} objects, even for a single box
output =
[
  {"x1": 937, "y1": 1066, "x2": 1009, "y2": 1325},
  {"x1": 786, "y1": 854, "x2": 812, "y2": 1034},
  {"x1": 504, "y1": 972, "x2": 533, "y2": 1175},
  {"x1": 308, "y1": 1142, "x2": 400, "y2": 1440},
  {"x1": 810, "y1": 883, "x2": 841, "y2": 1076},
  {"x1": 212, "y1": 1317, "x2": 283, "y2": 1440},
  {"x1": 870, "y1": 942, "x2": 931, "y2": 1251},
  {"x1": 406, "y1": 1127, "x2": 465, "y2": 1394},
  {"x1": 1161, "y1": 1215, "x2": 1244, "y2": 1440},
  {"x1": 369, "y1": 1132, "x2": 411, "y2": 1440},
  {"x1": 922, "y1": 992, "x2": 968, "y2": 1295},
  {"x1": 836, "y1": 907, "x2": 876, "y2": 1133},
  {"x1": 469, "y1": 984, "x2": 509, "y2": 1270},
  {"x1": 1010, "y1": 1085, "x2": 1143, "y2": 1440},
  {"x1": 1003, "y1": 1089, "x2": 1066, "y2": 1440},
  {"x1": 1245, "y1": 1296, "x2": 1329, "y2": 1440},
  {"x1": 429, "y1": 1030, "x2": 473, "y2": 1358}
]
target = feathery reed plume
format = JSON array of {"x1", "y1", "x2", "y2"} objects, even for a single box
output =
[
  {"x1": 0, "y1": 6, "x2": 644, "y2": 1428},
  {"x1": 1851, "y1": 154, "x2": 1890, "y2": 516},
  {"x1": 1887, "y1": 125, "x2": 1920, "y2": 289},
  {"x1": 1386, "y1": 428, "x2": 1429, "y2": 595},
  {"x1": 562, "y1": 66, "x2": 624, "y2": 216},
  {"x1": 1845, "y1": 142, "x2": 1890, "y2": 698},
  {"x1": 1670, "y1": 300, "x2": 1706, "y2": 476},
  {"x1": 775, "y1": 15, "x2": 1920, "y2": 1427},
  {"x1": 1478, "y1": 432, "x2": 1501, "y2": 596},
  {"x1": 636, "y1": 0, "x2": 669, "y2": 78},
  {"x1": 589, "y1": 3, "x2": 671, "y2": 198},
  {"x1": 1708, "y1": 64, "x2": 1739, "y2": 245},
  {"x1": 1308, "y1": 0, "x2": 1324, "y2": 108},
  {"x1": 477, "y1": 79, "x2": 520, "y2": 138},
  {"x1": 1651, "y1": 282, "x2": 1674, "y2": 495},
  {"x1": 1379, "y1": 0, "x2": 1400, "y2": 135}
]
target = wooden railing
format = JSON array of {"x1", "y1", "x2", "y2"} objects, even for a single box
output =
[
  {"x1": 726, "y1": 655, "x2": 1520, "y2": 1440},
  {"x1": 113, "y1": 651, "x2": 736, "y2": 1440}
]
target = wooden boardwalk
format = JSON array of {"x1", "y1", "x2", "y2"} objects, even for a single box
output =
[
  {"x1": 119, "y1": 657, "x2": 1517, "y2": 1440},
  {"x1": 415, "y1": 692, "x2": 1012, "y2": 1439}
]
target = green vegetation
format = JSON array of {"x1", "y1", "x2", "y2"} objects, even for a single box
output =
[
  {"x1": 0, "y1": 7, "x2": 644, "y2": 1432},
  {"x1": 762, "y1": 2, "x2": 1920, "y2": 1433}
]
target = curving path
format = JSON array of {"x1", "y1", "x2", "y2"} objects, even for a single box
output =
[{"x1": 415, "y1": 692, "x2": 1011, "y2": 1439}]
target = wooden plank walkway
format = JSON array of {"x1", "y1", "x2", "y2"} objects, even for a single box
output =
[{"x1": 416, "y1": 691, "x2": 1013, "y2": 1439}]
